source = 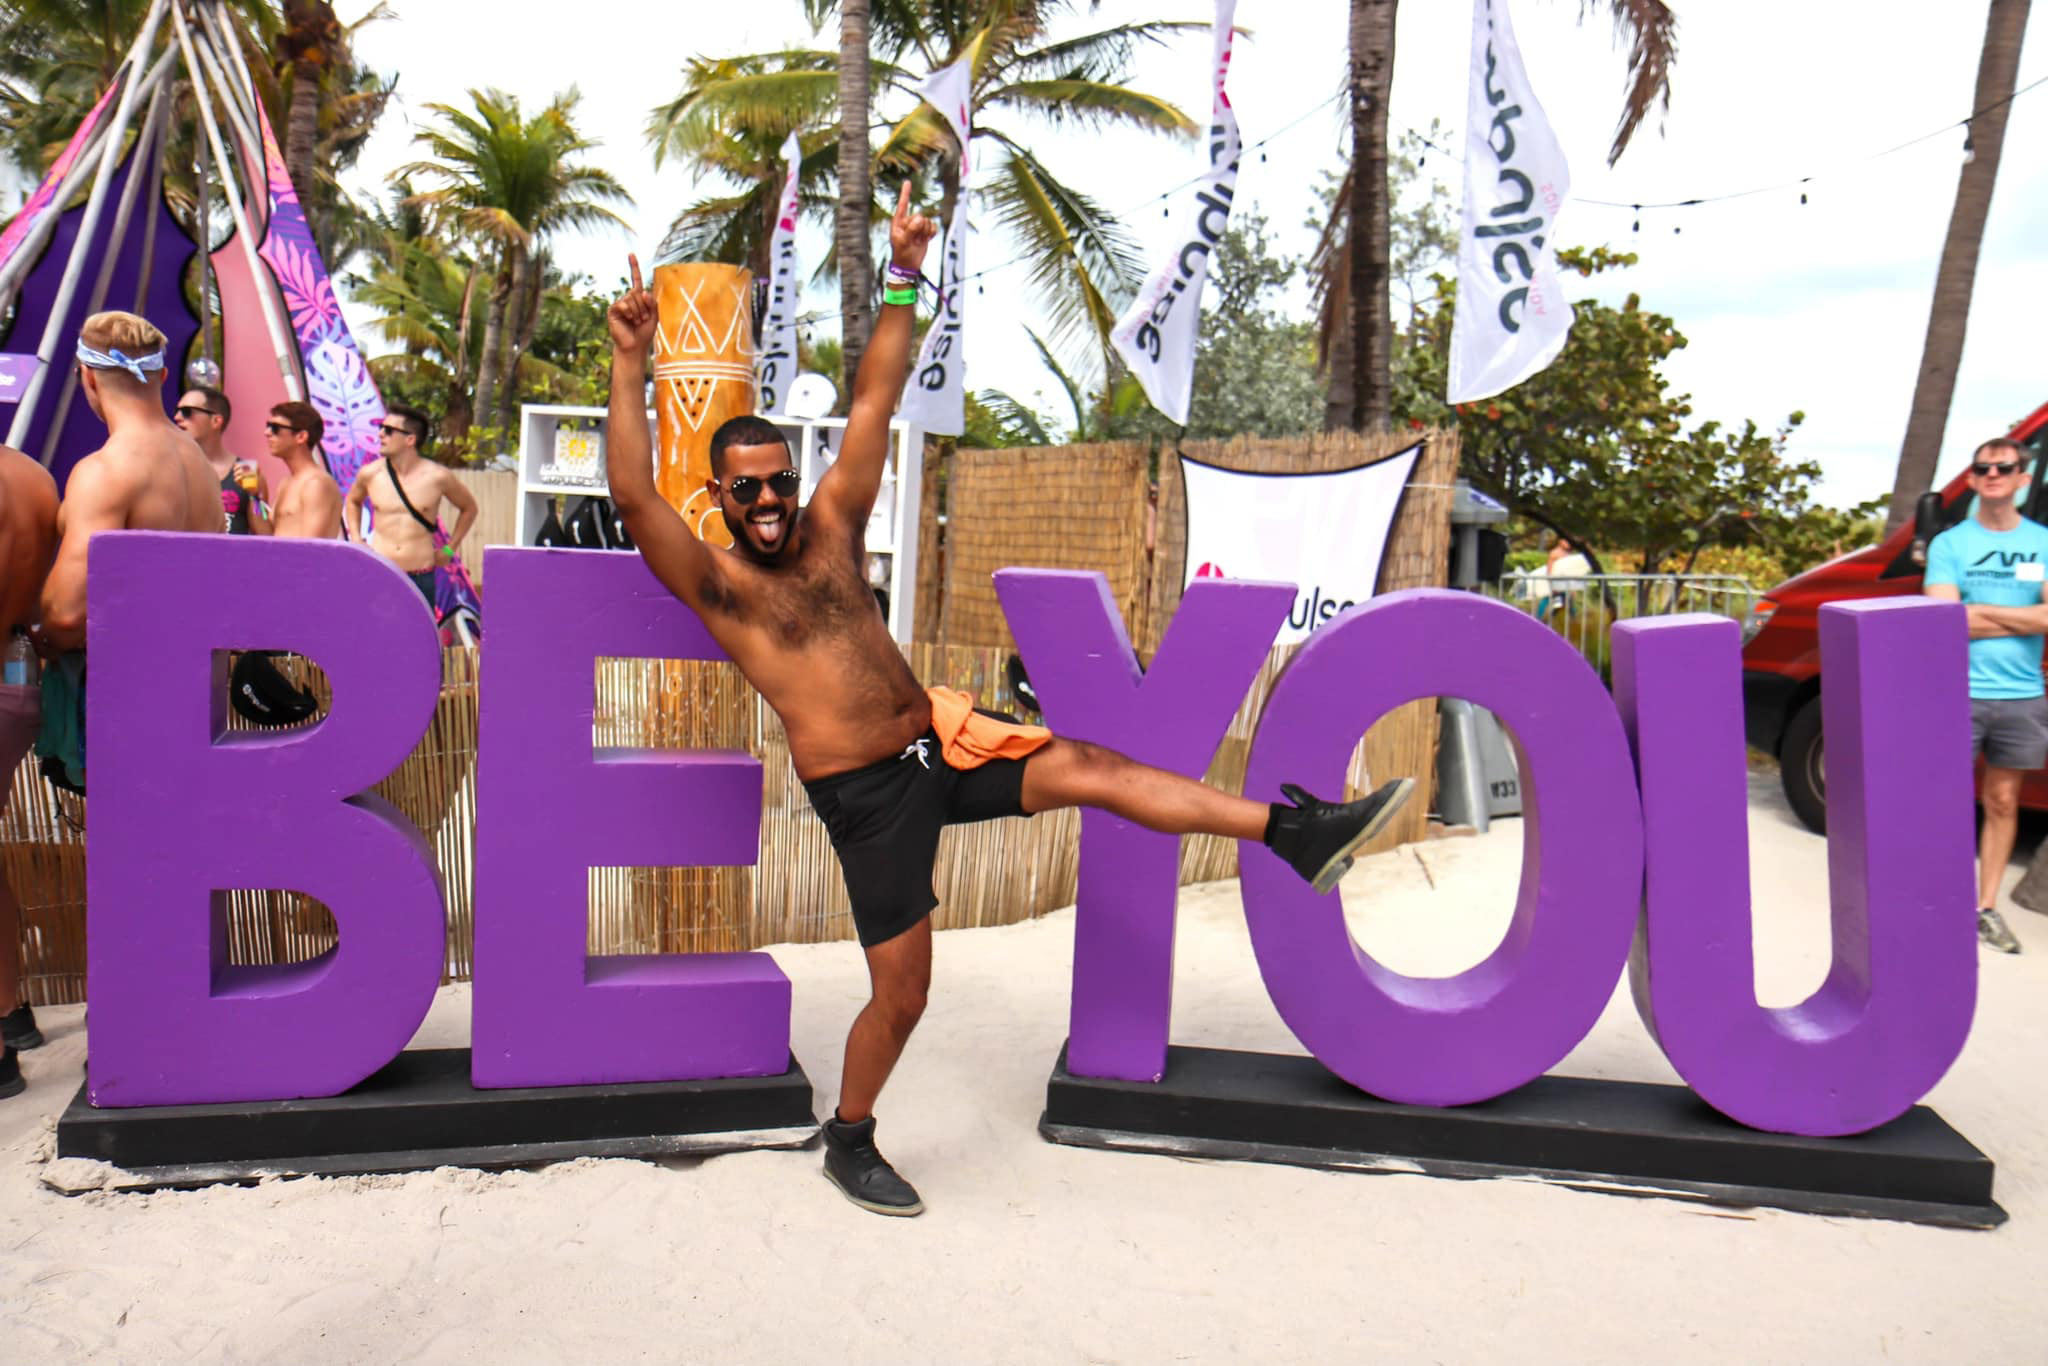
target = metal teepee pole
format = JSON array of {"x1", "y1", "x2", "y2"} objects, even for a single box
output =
[
  {"x1": 37, "y1": 78, "x2": 172, "y2": 467},
  {"x1": 172, "y1": 0, "x2": 305, "y2": 402},
  {"x1": 3, "y1": 0, "x2": 174, "y2": 451},
  {"x1": 185, "y1": 6, "x2": 262, "y2": 170}
]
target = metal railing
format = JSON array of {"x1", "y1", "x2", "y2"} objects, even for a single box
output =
[{"x1": 1482, "y1": 572, "x2": 1760, "y2": 668}]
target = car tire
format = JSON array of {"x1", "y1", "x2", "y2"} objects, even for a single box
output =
[{"x1": 1780, "y1": 696, "x2": 1826, "y2": 835}]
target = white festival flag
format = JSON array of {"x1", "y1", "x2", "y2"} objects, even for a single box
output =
[
  {"x1": 1446, "y1": 0, "x2": 1575, "y2": 404},
  {"x1": 1182, "y1": 445, "x2": 1420, "y2": 646},
  {"x1": 1110, "y1": 0, "x2": 1240, "y2": 426},
  {"x1": 901, "y1": 56, "x2": 975, "y2": 436},
  {"x1": 755, "y1": 130, "x2": 804, "y2": 415}
]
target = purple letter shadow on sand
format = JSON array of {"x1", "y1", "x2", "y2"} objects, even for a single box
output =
[
  {"x1": 997, "y1": 571, "x2": 1293, "y2": 1082},
  {"x1": 1613, "y1": 601, "x2": 1976, "y2": 1136},
  {"x1": 472, "y1": 548, "x2": 789, "y2": 1089},
  {"x1": 1240, "y1": 589, "x2": 1644, "y2": 1106},
  {"x1": 87, "y1": 534, "x2": 446, "y2": 1106}
]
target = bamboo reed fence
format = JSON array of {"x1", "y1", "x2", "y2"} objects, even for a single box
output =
[
  {"x1": 935, "y1": 443, "x2": 1153, "y2": 651},
  {"x1": 7, "y1": 429, "x2": 1461, "y2": 1004},
  {"x1": 447, "y1": 470, "x2": 518, "y2": 586}
]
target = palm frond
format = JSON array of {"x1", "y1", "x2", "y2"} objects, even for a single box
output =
[
  {"x1": 982, "y1": 79, "x2": 1196, "y2": 137},
  {"x1": 1585, "y1": 0, "x2": 1678, "y2": 164}
]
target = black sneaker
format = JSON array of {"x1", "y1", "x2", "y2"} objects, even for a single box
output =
[
  {"x1": 0, "y1": 1045, "x2": 22, "y2": 1100},
  {"x1": 1265, "y1": 779, "x2": 1417, "y2": 895},
  {"x1": 1979, "y1": 907, "x2": 2022, "y2": 955},
  {"x1": 3, "y1": 1003, "x2": 44, "y2": 1051},
  {"x1": 821, "y1": 1114, "x2": 924, "y2": 1217}
]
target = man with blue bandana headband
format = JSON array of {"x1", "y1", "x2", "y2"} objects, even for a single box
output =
[{"x1": 38, "y1": 311, "x2": 219, "y2": 655}]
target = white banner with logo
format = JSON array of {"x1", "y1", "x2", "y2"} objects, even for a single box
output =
[
  {"x1": 901, "y1": 56, "x2": 975, "y2": 436},
  {"x1": 1447, "y1": 0, "x2": 1574, "y2": 404},
  {"x1": 1182, "y1": 444, "x2": 1419, "y2": 645},
  {"x1": 1110, "y1": 0, "x2": 1239, "y2": 426},
  {"x1": 755, "y1": 130, "x2": 804, "y2": 415}
]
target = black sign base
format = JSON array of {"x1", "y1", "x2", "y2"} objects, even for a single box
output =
[
  {"x1": 1040, "y1": 1044, "x2": 2005, "y2": 1230},
  {"x1": 49, "y1": 1048, "x2": 817, "y2": 1193}
]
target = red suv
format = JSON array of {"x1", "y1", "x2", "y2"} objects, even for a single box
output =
[{"x1": 1742, "y1": 402, "x2": 2048, "y2": 833}]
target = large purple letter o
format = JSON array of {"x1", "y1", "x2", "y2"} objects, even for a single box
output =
[{"x1": 1239, "y1": 589, "x2": 1643, "y2": 1106}]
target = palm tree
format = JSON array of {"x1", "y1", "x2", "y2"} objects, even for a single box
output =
[
  {"x1": 397, "y1": 87, "x2": 632, "y2": 442},
  {"x1": 656, "y1": 2, "x2": 1197, "y2": 390},
  {"x1": 1884, "y1": 0, "x2": 2031, "y2": 533},
  {"x1": 645, "y1": 51, "x2": 847, "y2": 276},
  {"x1": 835, "y1": 0, "x2": 875, "y2": 394},
  {"x1": 1325, "y1": 0, "x2": 1676, "y2": 432}
]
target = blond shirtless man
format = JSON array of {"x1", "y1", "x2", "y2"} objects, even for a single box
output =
[
  {"x1": 40, "y1": 312, "x2": 219, "y2": 654},
  {"x1": 0, "y1": 443, "x2": 57, "y2": 1098},
  {"x1": 342, "y1": 404, "x2": 476, "y2": 612},
  {"x1": 262, "y1": 401, "x2": 342, "y2": 540},
  {"x1": 604, "y1": 186, "x2": 1413, "y2": 1217}
]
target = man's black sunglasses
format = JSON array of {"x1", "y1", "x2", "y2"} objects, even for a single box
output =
[
  {"x1": 1973, "y1": 461, "x2": 2022, "y2": 477},
  {"x1": 721, "y1": 470, "x2": 800, "y2": 504},
  {"x1": 174, "y1": 404, "x2": 219, "y2": 420},
  {"x1": 264, "y1": 419, "x2": 299, "y2": 436}
]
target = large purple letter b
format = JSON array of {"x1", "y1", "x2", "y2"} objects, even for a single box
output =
[
  {"x1": 88, "y1": 534, "x2": 446, "y2": 1106},
  {"x1": 472, "y1": 548, "x2": 789, "y2": 1088}
]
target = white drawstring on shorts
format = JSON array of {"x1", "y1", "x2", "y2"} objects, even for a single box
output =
[{"x1": 900, "y1": 738, "x2": 931, "y2": 769}]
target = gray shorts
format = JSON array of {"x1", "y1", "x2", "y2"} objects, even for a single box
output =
[{"x1": 1971, "y1": 695, "x2": 2048, "y2": 770}]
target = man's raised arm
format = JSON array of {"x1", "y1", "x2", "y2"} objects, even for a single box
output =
[
  {"x1": 605, "y1": 255, "x2": 716, "y2": 608},
  {"x1": 811, "y1": 183, "x2": 937, "y2": 528}
]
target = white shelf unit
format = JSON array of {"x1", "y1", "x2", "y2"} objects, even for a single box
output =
[{"x1": 516, "y1": 404, "x2": 925, "y2": 643}]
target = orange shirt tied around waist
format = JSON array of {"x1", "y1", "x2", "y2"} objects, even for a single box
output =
[{"x1": 925, "y1": 686, "x2": 1052, "y2": 770}]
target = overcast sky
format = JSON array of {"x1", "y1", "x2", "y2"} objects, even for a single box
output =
[{"x1": 338, "y1": 1, "x2": 2048, "y2": 508}]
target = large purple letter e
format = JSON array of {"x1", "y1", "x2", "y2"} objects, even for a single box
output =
[
  {"x1": 472, "y1": 548, "x2": 789, "y2": 1089},
  {"x1": 88, "y1": 533, "x2": 446, "y2": 1107}
]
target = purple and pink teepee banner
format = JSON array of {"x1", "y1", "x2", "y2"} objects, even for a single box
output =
[{"x1": 0, "y1": 79, "x2": 119, "y2": 274}]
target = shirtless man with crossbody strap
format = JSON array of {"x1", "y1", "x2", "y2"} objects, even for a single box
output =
[
  {"x1": 342, "y1": 404, "x2": 478, "y2": 610},
  {"x1": 604, "y1": 186, "x2": 1414, "y2": 1218}
]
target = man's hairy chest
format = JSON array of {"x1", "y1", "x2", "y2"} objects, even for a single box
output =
[{"x1": 703, "y1": 526, "x2": 872, "y2": 651}]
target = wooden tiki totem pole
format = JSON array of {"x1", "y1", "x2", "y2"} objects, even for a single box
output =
[{"x1": 653, "y1": 263, "x2": 757, "y2": 546}]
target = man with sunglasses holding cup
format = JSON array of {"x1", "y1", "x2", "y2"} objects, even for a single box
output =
[
  {"x1": 172, "y1": 384, "x2": 269, "y2": 536},
  {"x1": 1925, "y1": 437, "x2": 2048, "y2": 954},
  {"x1": 605, "y1": 186, "x2": 1413, "y2": 1218}
]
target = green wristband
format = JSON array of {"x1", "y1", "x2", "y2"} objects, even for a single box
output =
[{"x1": 882, "y1": 284, "x2": 918, "y2": 308}]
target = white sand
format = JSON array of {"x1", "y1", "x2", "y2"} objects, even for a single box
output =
[{"x1": 3, "y1": 773, "x2": 2044, "y2": 1362}]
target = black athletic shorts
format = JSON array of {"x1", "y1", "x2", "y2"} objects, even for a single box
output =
[{"x1": 801, "y1": 728, "x2": 1035, "y2": 948}]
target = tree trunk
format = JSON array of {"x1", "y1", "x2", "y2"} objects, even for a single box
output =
[
  {"x1": 836, "y1": 0, "x2": 875, "y2": 408},
  {"x1": 472, "y1": 245, "x2": 514, "y2": 445},
  {"x1": 498, "y1": 248, "x2": 547, "y2": 436},
  {"x1": 1884, "y1": 0, "x2": 2031, "y2": 534},
  {"x1": 1322, "y1": 304, "x2": 1355, "y2": 432},
  {"x1": 278, "y1": 1, "x2": 332, "y2": 235},
  {"x1": 1345, "y1": 0, "x2": 1397, "y2": 431}
]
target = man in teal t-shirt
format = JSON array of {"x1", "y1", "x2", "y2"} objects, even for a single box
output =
[{"x1": 1924, "y1": 437, "x2": 2048, "y2": 954}]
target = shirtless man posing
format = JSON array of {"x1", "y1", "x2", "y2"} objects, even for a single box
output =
[
  {"x1": 342, "y1": 405, "x2": 477, "y2": 610},
  {"x1": 41, "y1": 312, "x2": 220, "y2": 653},
  {"x1": 0, "y1": 443, "x2": 57, "y2": 1099},
  {"x1": 172, "y1": 383, "x2": 269, "y2": 536},
  {"x1": 604, "y1": 187, "x2": 1413, "y2": 1217},
  {"x1": 262, "y1": 401, "x2": 342, "y2": 540}
]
